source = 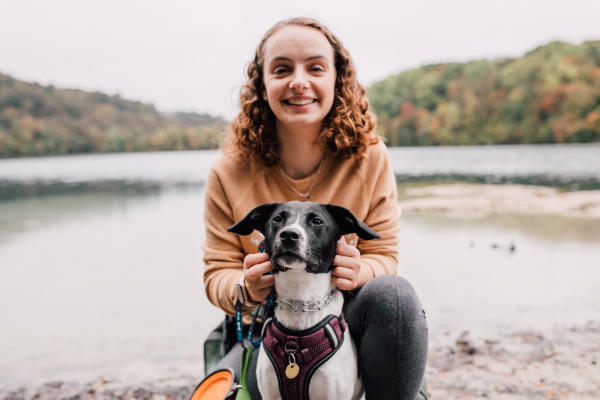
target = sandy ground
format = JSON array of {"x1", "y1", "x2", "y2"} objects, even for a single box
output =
[
  {"x1": 398, "y1": 184, "x2": 600, "y2": 219},
  {"x1": 426, "y1": 322, "x2": 600, "y2": 399},
  {"x1": 2, "y1": 322, "x2": 598, "y2": 399}
]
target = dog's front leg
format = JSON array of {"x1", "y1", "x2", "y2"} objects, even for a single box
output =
[
  {"x1": 256, "y1": 347, "x2": 282, "y2": 400},
  {"x1": 308, "y1": 336, "x2": 358, "y2": 400}
]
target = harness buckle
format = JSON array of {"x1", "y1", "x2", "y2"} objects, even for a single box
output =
[{"x1": 284, "y1": 339, "x2": 299, "y2": 355}]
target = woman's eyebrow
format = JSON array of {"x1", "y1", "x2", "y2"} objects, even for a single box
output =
[
  {"x1": 269, "y1": 56, "x2": 292, "y2": 63},
  {"x1": 305, "y1": 55, "x2": 328, "y2": 61},
  {"x1": 269, "y1": 55, "x2": 329, "y2": 63}
]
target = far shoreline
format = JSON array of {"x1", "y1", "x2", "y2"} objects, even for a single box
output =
[{"x1": 399, "y1": 182, "x2": 600, "y2": 219}]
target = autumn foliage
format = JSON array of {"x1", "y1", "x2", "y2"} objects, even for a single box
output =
[
  {"x1": 0, "y1": 73, "x2": 225, "y2": 157},
  {"x1": 368, "y1": 40, "x2": 600, "y2": 146}
]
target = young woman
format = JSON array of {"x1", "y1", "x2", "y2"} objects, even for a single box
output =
[{"x1": 203, "y1": 17, "x2": 428, "y2": 399}]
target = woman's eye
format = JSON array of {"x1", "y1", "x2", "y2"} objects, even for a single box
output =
[
  {"x1": 312, "y1": 217, "x2": 323, "y2": 225},
  {"x1": 273, "y1": 66, "x2": 288, "y2": 75},
  {"x1": 273, "y1": 215, "x2": 283, "y2": 223},
  {"x1": 311, "y1": 65, "x2": 325, "y2": 72}
]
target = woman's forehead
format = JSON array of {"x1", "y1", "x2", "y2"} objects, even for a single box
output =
[{"x1": 262, "y1": 25, "x2": 334, "y2": 63}]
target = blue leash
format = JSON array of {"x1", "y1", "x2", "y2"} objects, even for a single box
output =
[
  {"x1": 234, "y1": 300, "x2": 263, "y2": 349},
  {"x1": 234, "y1": 292, "x2": 276, "y2": 349},
  {"x1": 233, "y1": 247, "x2": 275, "y2": 399}
]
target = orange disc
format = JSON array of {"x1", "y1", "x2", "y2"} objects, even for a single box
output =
[{"x1": 190, "y1": 369, "x2": 234, "y2": 400}]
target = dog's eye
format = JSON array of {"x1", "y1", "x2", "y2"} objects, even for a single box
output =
[
  {"x1": 273, "y1": 215, "x2": 283, "y2": 223},
  {"x1": 311, "y1": 217, "x2": 323, "y2": 225}
]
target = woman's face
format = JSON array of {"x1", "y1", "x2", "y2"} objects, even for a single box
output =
[{"x1": 262, "y1": 25, "x2": 336, "y2": 134}]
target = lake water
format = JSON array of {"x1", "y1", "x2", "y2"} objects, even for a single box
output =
[{"x1": 0, "y1": 144, "x2": 599, "y2": 390}]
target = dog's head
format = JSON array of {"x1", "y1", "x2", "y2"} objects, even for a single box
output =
[{"x1": 228, "y1": 201, "x2": 380, "y2": 274}]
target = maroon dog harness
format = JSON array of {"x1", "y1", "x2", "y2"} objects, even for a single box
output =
[{"x1": 261, "y1": 313, "x2": 347, "y2": 400}]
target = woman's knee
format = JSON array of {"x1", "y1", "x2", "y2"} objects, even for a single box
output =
[{"x1": 359, "y1": 275, "x2": 426, "y2": 323}]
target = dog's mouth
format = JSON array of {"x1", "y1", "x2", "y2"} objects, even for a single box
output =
[
  {"x1": 271, "y1": 249, "x2": 306, "y2": 269},
  {"x1": 273, "y1": 249, "x2": 304, "y2": 261}
]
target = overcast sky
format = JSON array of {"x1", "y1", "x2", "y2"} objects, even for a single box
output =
[{"x1": 1, "y1": 0, "x2": 599, "y2": 118}]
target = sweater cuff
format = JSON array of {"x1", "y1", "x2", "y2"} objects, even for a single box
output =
[{"x1": 237, "y1": 275, "x2": 260, "y2": 312}]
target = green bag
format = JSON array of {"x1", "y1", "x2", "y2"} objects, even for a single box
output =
[{"x1": 235, "y1": 345, "x2": 254, "y2": 400}]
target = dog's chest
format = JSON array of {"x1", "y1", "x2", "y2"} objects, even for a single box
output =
[
  {"x1": 273, "y1": 267, "x2": 339, "y2": 330},
  {"x1": 257, "y1": 315, "x2": 358, "y2": 400}
]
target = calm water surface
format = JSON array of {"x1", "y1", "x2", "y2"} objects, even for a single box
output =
[
  {"x1": 1, "y1": 144, "x2": 599, "y2": 189},
  {"x1": 0, "y1": 144, "x2": 599, "y2": 389}
]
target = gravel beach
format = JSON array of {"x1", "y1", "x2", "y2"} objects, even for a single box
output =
[
  {"x1": 426, "y1": 322, "x2": 600, "y2": 399},
  {"x1": 3, "y1": 321, "x2": 598, "y2": 400}
]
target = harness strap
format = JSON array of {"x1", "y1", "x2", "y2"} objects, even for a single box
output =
[{"x1": 261, "y1": 313, "x2": 347, "y2": 400}]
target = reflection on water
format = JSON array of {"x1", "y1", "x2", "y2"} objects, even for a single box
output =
[
  {"x1": 0, "y1": 188, "x2": 219, "y2": 388},
  {"x1": 0, "y1": 189, "x2": 165, "y2": 242},
  {"x1": 398, "y1": 213, "x2": 600, "y2": 340},
  {"x1": 0, "y1": 179, "x2": 198, "y2": 201}
]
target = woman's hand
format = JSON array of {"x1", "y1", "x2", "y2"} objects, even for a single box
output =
[
  {"x1": 242, "y1": 253, "x2": 275, "y2": 303},
  {"x1": 332, "y1": 237, "x2": 374, "y2": 291}
]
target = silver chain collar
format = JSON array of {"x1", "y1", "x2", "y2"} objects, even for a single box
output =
[{"x1": 274, "y1": 291, "x2": 334, "y2": 313}]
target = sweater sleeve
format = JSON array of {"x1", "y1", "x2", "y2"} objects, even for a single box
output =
[
  {"x1": 202, "y1": 166, "x2": 251, "y2": 316},
  {"x1": 357, "y1": 143, "x2": 400, "y2": 277}
]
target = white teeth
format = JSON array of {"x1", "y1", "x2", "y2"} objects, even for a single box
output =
[{"x1": 286, "y1": 99, "x2": 315, "y2": 105}]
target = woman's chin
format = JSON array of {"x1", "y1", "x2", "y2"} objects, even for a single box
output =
[{"x1": 275, "y1": 113, "x2": 328, "y2": 131}]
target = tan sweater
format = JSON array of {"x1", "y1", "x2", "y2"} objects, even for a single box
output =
[{"x1": 202, "y1": 140, "x2": 400, "y2": 316}]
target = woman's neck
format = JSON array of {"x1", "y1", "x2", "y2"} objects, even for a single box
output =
[{"x1": 276, "y1": 123, "x2": 324, "y2": 179}]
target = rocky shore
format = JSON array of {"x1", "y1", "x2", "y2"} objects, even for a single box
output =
[
  {"x1": 3, "y1": 321, "x2": 598, "y2": 400},
  {"x1": 426, "y1": 321, "x2": 600, "y2": 399}
]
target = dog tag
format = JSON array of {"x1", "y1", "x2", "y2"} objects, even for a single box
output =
[{"x1": 285, "y1": 362, "x2": 299, "y2": 379}]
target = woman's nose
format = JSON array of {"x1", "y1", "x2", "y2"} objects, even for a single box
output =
[{"x1": 289, "y1": 71, "x2": 309, "y2": 90}]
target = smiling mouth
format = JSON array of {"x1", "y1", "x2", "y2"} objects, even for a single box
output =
[{"x1": 283, "y1": 99, "x2": 317, "y2": 106}]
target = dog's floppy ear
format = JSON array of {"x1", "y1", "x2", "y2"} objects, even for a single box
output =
[
  {"x1": 325, "y1": 204, "x2": 381, "y2": 240},
  {"x1": 227, "y1": 203, "x2": 282, "y2": 236}
]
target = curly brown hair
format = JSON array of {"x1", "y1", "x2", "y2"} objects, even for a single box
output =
[{"x1": 226, "y1": 17, "x2": 379, "y2": 165}]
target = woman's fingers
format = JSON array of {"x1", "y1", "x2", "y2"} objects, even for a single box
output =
[
  {"x1": 336, "y1": 236, "x2": 360, "y2": 257},
  {"x1": 243, "y1": 253, "x2": 274, "y2": 302},
  {"x1": 333, "y1": 254, "x2": 361, "y2": 270},
  {"x1": 333, "y1": 238, "x2": 362, "y2": 290},
  {"x1": 244, "y1": 252, "x2": 269, "y2": 269},
  {"x1": 253, "y1": 269, "x2": 275, "y2": 289},
  {"x1": 332, "y1": 275, "x2": 357, "y2": 291},
  {"x1": 245, "y1": 260, "x2": 273, "y2": 281},
  {"x1": 332, "y1": 264, "x2": 356, "y2": 280},
  {"x1": 332, "y1": 258, "x2": 360, "y2": 287}
]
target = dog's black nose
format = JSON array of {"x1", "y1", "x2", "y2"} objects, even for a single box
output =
[{"x1": 279, "y1": 228, "x2": 300, "y2": 244}]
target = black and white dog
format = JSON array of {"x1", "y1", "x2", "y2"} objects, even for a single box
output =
[{"x1": 228, "y1": 201, "x2": 379, "y2": 400}]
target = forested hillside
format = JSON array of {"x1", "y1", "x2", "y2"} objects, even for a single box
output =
[
  {"x1": 0, "y1": 73, "x2": 225, "y2": 157},
  {"x1": 2, "y1": 40, "x2": 600, "y2": 157},
  {"x1": 368, "y1": 40, "x2": 600, "y2": 145}
]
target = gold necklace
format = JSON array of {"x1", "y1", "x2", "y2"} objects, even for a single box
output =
[{"x1": 277, "y1": 159, "x2": 323, "y2": 200}]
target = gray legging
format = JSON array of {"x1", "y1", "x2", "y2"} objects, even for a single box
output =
[{"x1": 216, "y1": 275, "x2": 429, "y2": 399}]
